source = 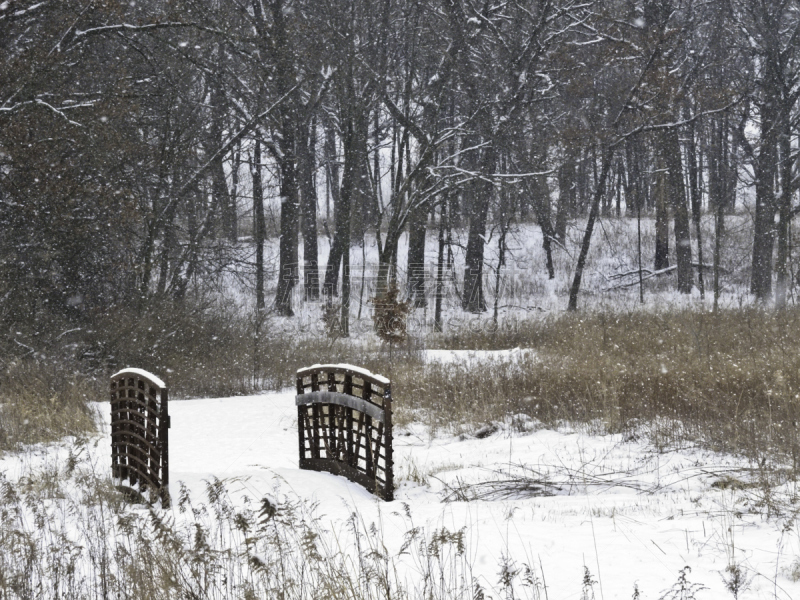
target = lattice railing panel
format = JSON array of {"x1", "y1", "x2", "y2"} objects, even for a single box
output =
[
  {"x1": 296, "y1": 364, "x2": 394, "y2": 501},
  {"x1": 110, "y1": 369, "x2": 170, "y2": 504}
]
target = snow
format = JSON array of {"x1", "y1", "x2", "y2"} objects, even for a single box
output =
[
  {"x1": 424, "y1": 347, "x2": 536, "y2": 364},
  {"x1": 4, "y1": 391, "x2": 799, "y2": 598},
  {"x1": 302, "y1": 363, "x2": 391, "y2": 385},
  {"x1": 111, "y1": 367, "x2": 167, "y2": 389}
]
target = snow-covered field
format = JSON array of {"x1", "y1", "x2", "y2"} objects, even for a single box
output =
[
  {"x1": 243, "y1": 213, "x2": 765, "y2": 325},
  {"x1": 3, "y1": 209, "x2": 800, "y2": 597},
  {"x1": 4, "y1": 381, "x2": 800, "y2": 599}
]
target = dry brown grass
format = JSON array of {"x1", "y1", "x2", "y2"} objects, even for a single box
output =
[
  {"x1": 392, "y1": 307, "x2": 800, "y2": 466},
  {"x1": 99, "y1": 300, "x2": 800, "y2": 468},
  {"x1": 0, "y1": 359, "x2": 99, "y2": 451},
  {"x1": 83, "y1": 300, "x2": 412, "y2": 398},
  {"x1": 6, "y1": 296, "x2": 800, "y2": 469}
]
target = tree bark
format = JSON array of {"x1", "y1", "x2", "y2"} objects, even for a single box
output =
[
  {"x1": 775, "y1": 109, "x2": 793, "y2": 307},
  {"x1": 527, "y1": 142, "x2": 555, "y2": 279},
  {"x1": 298, "y1": 118, "x2": 320, "y2": 301},
  {"x1": 274, "y1": 143, "x2": 300, "y2": 316},
  {"x1": 252, "y1": 138, "x2": 266, "y2": 309},
  {"x1": 687, "y1": 116, "x2": 704, "y2": 298},
  {"x1": 556, "y1": 155, "x2": 574, "y2": 241},
  {"x1": 406, "y1": 201, "x2": 428, "y2": 308},
  {"x1": 568, "y1": 147, "x2": 613, "y2": 311},
  {"x1": 665, "y1": 128, "x2": 693, "y2": 293},
  {"x1": 208, "y1": 47, "x2": 237, "y2": 242},
  {"x1": 268, "y1": 0, "x2": 300, "y2": 316},
  {"x1": 654, "y1": 150, "x2": 670, "y2": 271},
  {"x1": 434, "y1": 195, "x2": 447, "y2": 332},
  {"x1": 323, "y1": 116, "x2": 340, "y2": 245},
  {"x1": 462, "y1": 144, "x2": 495, "y2": 313},
  {"x1": 323, "y1": 111, "x2": 359, "y2": 301},
  {"x1": 751, "y1": 96, "x2": 779, "y2": 301}
]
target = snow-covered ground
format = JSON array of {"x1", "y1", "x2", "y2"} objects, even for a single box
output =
[
  {"x1": 4, "y1": 209, "x2": 799, "y2": 597},
  {"x1": 424, "y1": 347, "x2": 536, "y2": 364},
  {"x1": 4, "y1": 387, "x2": 799, "y2": 599},
  {"x1": 236, "y1": 213, "x2": 770, "y2": 323}
]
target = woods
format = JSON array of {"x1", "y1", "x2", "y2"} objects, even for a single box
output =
[
  {"x1": 2, "y1": 0, "x2": 800, "y2": 331},
  {"x1": 6, "y1": 6, "x2": 800, "y2": 595}
]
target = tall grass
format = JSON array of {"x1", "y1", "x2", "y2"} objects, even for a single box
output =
[
  {"x1": 0, "y1": 296, "x2": 408, "y2": 450},
  {"x1": 0, "y1": 446, "x2": 535, "y2": 600},
  {"x1": 81, "y1": 299, "x2": 407, "y2": 398},
  {"x1": 6, "y1": 300, "x2": 800, "y2": 468},
  {"x1": 0, "y1": 359, "x2": 99, "y2": 451},
  {"x1": 396, "y1": 307, "x2": 800, "y2": 467}
]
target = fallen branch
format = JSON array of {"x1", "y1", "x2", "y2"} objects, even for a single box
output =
[
  {"x1": 437, "y1": 462, "x2": 767, "y2": 502},
  {"x1": 692, "y1": 262, "x2": 730, "y2": 274},
  {"x1": 604, "y1": 263, "x2": 730, "y2": 291},
  {"x1": 604, "y1": 266, "x2": 676, "y2": 290}
]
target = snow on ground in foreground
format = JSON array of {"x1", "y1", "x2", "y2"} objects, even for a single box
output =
[{"x1": 4, "y1": 391, "x2": 800, "y2": 599}]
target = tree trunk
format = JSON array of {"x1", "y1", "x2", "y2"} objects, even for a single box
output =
[
  {"x1": 157, "y1": 197, "x2": 179, "y2": 297},
  {"x1": 341, "y1": 226, "x2": 350, "y2": 337},
  {"x1": 654, "y1": 150, "x2": 670, "y2": 271},
  {"x1": 751, "y1": 97, "x2": 779, "y2": 301},
  {"x1": 252, "y1": 138, "x2": 266, "y2": 309},
  {"x1": 492, "y1": 220, "x2": 508, "y2": 327},
  {"x1": 725, "y1": 114, "x2": 738, "y2": 214},
  {"x1": 274, "y1": 143, "x2": 300, "y2": 316},
  {"x1": 531, "y1": 178, "x2": 556, "y2": 280},
  {"x1": 555, "y1": 154, "x2": 574, "y2": 241},
  {"x1": 258, "y1": 0, "x2": 301, "y2": 316},
  {"x1": 577, "y1": 146, "x2": 590, "y2": 214},
  {"x1": 624, "y1": 139, "x2": 635, "y2": 217},
  {"x1": 209, "y1": 48, "x2": 237, "y2": 242},
  {"x1": 407, "y1": 201, "x2": 428, "y2": 308},
  {"x1": 323, "y1": 113, "x2": 358, "y2": 301},
  {"x1": 324, "y1": 116, "x2": 341, "y2": 244},
  {"x1": 298, "y1": 119, "x2": 320, "y2": 301},
  {"x1": 665, "y1": 128, "x2": 693, "y2": 293},
  {"x1": 376, "y1": 228, "x2": 401, "y2": 298},
  {"x1": 687, "y1": 116, "x2": 704, "y2": 299},
  {"x1": 713, "y1": 185, "x2": 724, "y2": 313},
  {"x1": 230, "y1": 144, "x2": 241, "y2": 239},
  {"x1": 434, "y1": 195, "x2": 447, "y2": 332},
  {"x1": 775, "y1": 109, "x2": 792, "y2": 308},
  {"x1": 615, "y1": 157, "x2": 623, "y2": 218},
  {"x1": 527, "y1": 144, "x2": 555, "y2": 279},
  {"x1": 568, "y1": 147, "x2": 613, "y2": 311},
  {"x1": 462, "y1": 144, "x2": 495, "y2": 313},
  {"x1": 707, "y1": 117, "x2": 726, "y2": 231},
  {"x1": 625, "y1": 136, "x2": 645, "y2": 216}
]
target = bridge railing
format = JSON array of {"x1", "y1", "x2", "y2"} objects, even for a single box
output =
[
  {"x1": 296, "y1": 364, "x2": 394, "y2": 501},
  {"x1": 110, "y1": 368, "x2": 170, "y2": 505}
]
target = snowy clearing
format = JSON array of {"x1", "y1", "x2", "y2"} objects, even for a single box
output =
[{"x1": 4, "y1": 390, "x2": 799, "y2": 599}]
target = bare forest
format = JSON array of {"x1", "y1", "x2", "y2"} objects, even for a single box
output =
[{"x1": 3, "y1": 0, "x2": 800, "y2": 329}]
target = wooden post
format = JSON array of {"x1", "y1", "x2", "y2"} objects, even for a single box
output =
[
  {"x1": 383, "y1": 382, "x2": 394, "y2": 501},
  {"x1": 159, "y1": 387, "x2": 170, "y2": 505}
]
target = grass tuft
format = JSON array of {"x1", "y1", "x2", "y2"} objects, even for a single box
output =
[{"x1": 0, "y1": 360, "x2": 98, "y2": 452}]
